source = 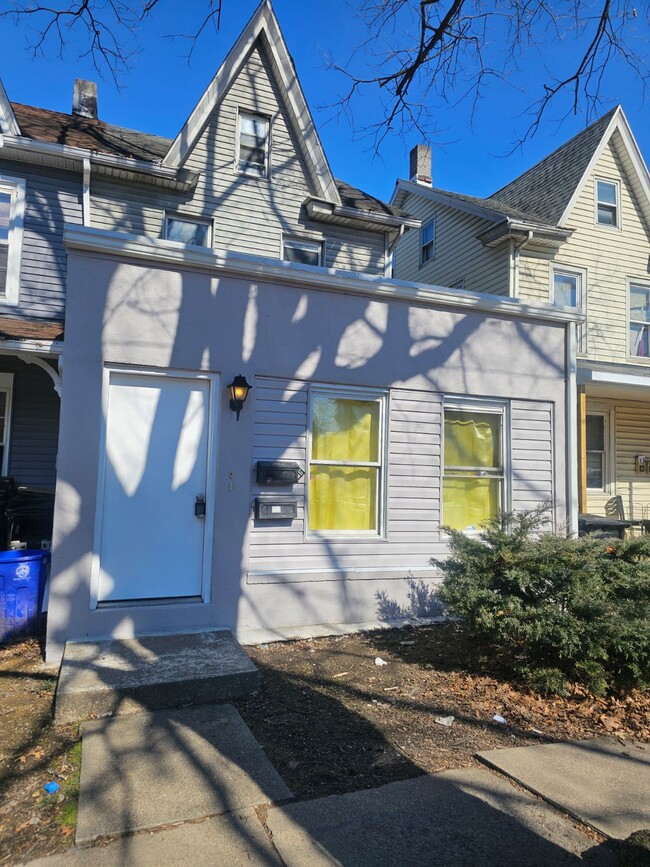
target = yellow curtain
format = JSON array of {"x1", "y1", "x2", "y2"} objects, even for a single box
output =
[
  {"x1": 310, "y1": 398, "x2": 379, "y2": 531},
  {"x1": 444, "y1": 413, "x2": 499, "y2": 468},
  {"x1": 443, "y1": 476, "x2": 500, "y2": 531},
  {"x1": 310, "y1": 467, "x2": 377, "y2": 530},
  {"x1": 312, "y1": 399, "x2": 379, "y2": 462}
]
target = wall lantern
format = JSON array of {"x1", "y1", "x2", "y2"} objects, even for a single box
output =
[{"x1": 227, "y1": 374, "x2": 252, "y2": 420}]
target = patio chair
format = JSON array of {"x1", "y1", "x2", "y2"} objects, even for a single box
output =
[{"x1": 604, "y1": 496, "x2": 650, "y2": 534}]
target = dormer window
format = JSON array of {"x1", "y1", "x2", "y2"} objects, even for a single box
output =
[
  {"x1": 596, "y1": 179, "x2": 619, "y2": 227},
  {"x1": 237, "y1": 112, "x2": 270, "y2": 178},
  {"x1": 164, "y1": 214, "x2": 212, "y2": 248}
]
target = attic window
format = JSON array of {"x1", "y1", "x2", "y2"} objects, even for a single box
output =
[
  {"x1": 596, "y1": 180, "x2": 619, "y2": 227},
  {"x1": 238, "y1": 112, "x2": 270, "y2": 178}
]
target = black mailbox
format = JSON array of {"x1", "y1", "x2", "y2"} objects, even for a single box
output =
[
  {"x1": 255, "y1": 496, "x2": 298, "y2": 521},
  {"x1": 256, "y1": 461, "x2": 304, "y2": 486}
]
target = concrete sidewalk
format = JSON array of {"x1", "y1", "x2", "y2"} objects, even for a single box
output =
[{"x1": 25, "y1": 703, "x2": 648, "y2": 867}]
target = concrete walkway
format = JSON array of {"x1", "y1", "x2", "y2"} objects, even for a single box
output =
[{"x1": 26, "y1": 704, "x2": 649, "y2": 866}]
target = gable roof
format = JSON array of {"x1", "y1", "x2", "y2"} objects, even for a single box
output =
[
  {"x1": 0, "y1": 79, "x2": 20, "y2": 136},
  {"x1": 163, "y1": 0, "x2": 341, "y2": 204},
  {"x1": 489, "y1": 108, "x2": 618, "y2": 224}
]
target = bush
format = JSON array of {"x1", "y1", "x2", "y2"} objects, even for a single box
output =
[{"x1": 437, "y1": 509, "x2": 650, "y2": 695}]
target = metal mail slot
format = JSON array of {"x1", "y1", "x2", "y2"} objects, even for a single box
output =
[
  {"x1": 255, "y1": 496, "x2": 298, "y2": 521},
  {"x1": 256, "y1": 461, "x2": 304, "y2": 486}
]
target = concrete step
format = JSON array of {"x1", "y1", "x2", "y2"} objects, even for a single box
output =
[{"x1": 54, "y1": 630, "x2": 259, "y2": 723}]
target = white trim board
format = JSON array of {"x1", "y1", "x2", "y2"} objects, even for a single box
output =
[
  {"x1": 0, "y1": 80, "x2": 19, "y2": 136},
  {"x1": 64, "y1": 224, "x2": 585, "y2": 326}
]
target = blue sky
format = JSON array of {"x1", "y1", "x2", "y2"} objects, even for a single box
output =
[{"x1": 1, "y1": 0, "x2": 647, "y2": 203}]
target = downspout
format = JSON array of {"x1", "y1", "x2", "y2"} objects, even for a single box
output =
[
  {"x1": 565, "y1": 320, "x2": 578, "y2": 537},
  {"x1": 82, "y1": 158, "x2": 91, "y2": 226},
  {"x1": 385, "y1": 224, "x2": 406, "y2": 278},
  {"x1": 511, "y1": 230, "x2": 533, "y2": 298}
]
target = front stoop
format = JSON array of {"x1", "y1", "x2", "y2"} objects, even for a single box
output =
[{"x1": 54, "y1": 630, "x2": 260, "y2": 723}]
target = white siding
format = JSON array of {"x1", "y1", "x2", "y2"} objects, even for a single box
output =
[
  {"x1": 247, "y1": 377, "x2": 442, "y2": 581},
  {"x1": 510, "y1": 400, "x2": 555, "y2": 516},
  {"x1": 393, "y1": 195, "x2": 509, "y2": 294}
]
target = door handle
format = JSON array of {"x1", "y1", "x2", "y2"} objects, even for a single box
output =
[{"x1": 195, "y1": 494, "x2": 206, "y2": 518}]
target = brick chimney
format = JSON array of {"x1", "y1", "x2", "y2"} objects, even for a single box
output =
[
  {"x1": 72, "y1": 80, "x2": 98, "y2": 119},
  {"x1": 409, "y1": 144, "x2": 432, "y2": 186}
]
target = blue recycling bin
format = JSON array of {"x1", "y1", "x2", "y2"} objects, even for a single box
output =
[{"x1": 0, "y1": 549, "x2": 47, "y2": 642}]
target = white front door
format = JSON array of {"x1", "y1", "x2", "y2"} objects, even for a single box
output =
[{"x1": 96, "y1": 371, "x2": 214, "y2": 603}]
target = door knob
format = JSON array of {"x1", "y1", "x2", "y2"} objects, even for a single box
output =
[{"x1": 195, "y1": 494, "x2": 206, "y2": 518}]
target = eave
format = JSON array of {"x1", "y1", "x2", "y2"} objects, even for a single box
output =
[
  {"x1": 305, "y1": 197, "x2": 420, "y2": 236},
  {"x1": 0, "y1": 133, "x2": 199, "y2": 192},
  {"x1": 477, "y1": 219, "x2": 574, "y2": 249}
]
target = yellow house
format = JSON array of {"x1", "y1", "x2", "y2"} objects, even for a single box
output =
[{"x1": 392, "y1": 108, "x2": 650, "y2": 522}]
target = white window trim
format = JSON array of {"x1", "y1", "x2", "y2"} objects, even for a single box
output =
[
  {"x1": 627, "y1": 278, "x2": 650, "y2": 361},
  {"x1": 420, "y1": 218, "x2": 436, "y2": 267},
  {"x1": 235, "y1": 109, "x2": 272, "y2": 180},
  {"x1": 442, "y1": 397, "x2": 510, "y2": 531},
  {"x1": 306, "y1": 383, "x2": 388, "y2": 540},
  {"x1": 551, "y1": 264, "x2": 587, "y2": 353},
  {"x1": 163, "y1": 212, "x2": 213, "y2": 248},
  {"x1": 282, "y1": 234, "x2": 324, "y2": 267},
  {"x1": 0, "y1": 175, "x2": 26, "y2": 306},
  {"x1": 594, "y1": 177, "x2": 620, "y2": 230},
  {"x1": 0, "y1": 371, "x2": 14, "y2": 476},
  {"x1": 585, "y1": 408, "x2": 612, "y2": 494}
]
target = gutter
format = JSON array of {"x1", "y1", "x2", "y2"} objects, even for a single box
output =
[
  {"x1": 64, "y1": 224, "x2": 585, "y2": 326},
  {"x1": 0, "y1": 133, "x2": 198, "y2": 189},
  {"x1": 306, "y1": 196, "x2": 420, "y2": 231}
]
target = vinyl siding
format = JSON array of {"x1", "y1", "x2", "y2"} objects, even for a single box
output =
[
  {"x1": 247, "y1": 378, "x2": 556, "y2": 580},
  {"x1": 584, "y1": 397, "x2": 650, "y2": 521},
  {"x1": 247, "y1": 377, "x2": 442, "y2": 581},
  {"x1": 510, "y1": 400, "x2": 555, "y2": 518},
  {"x1": 89, "y1": 42, "x2": 386, "y2": 276},
  {"x1": 0, "y1": 160, "x2": 82, "y2": 319},
  {"x1": 393, "y1": 195, "x2": 509, "y2": 294},
  {"x1": 519, "y1": 133, "x2": 650, "y2": 365},
  {"x1": 0, "y1": 356, "x2": 59, "y2": 491}
]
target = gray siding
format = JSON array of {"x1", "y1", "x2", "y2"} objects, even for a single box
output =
[
  {"x1": 89, "y1": 42, "x2": 387, "y2": 276},
  {"x1": 510, "y1": 400, "x2": 555, "y2": 516},
  {"x1": 0, "y1": 159, "x2": 83, "y2": 319},
  {"x1": 247, "y1": 377, "x2": 442, "y2": 581},
  {"x1": 0, "y1": 355, "x2": 59, "y2": 491},
  {"x1": 393, "y1": 195, "x2": 509, "y2": 294}
]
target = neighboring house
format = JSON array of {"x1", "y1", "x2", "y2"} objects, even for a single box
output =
[
  {"x1": 2, "y1": 1, "x2": 577, "y2": 661},
  {"x1": 393, "y1": 110, "x2": 650, "y2": 522}
]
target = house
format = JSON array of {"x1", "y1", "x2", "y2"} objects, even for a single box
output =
[
  {"x1": 392, "y1": 111, "x2": 650, "y2": 525},
  {"x1": 1, "y1": 2, "x2": 578, "y2": 662}
]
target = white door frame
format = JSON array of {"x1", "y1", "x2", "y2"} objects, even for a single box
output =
[{"x1": 89, "y1": 365, "x2": 220, "y2": 610}]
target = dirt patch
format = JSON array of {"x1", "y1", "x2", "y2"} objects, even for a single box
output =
[
  {"x1": 0, "y1": 638, "x2": 80, "y2": 865},
  {"x1": 236, "y1": 623, "x2": 650, "y2": 801}
]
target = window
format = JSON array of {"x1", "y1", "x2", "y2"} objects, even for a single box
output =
[
  {"x1": 308, "y1": 389, "x2": 386, "y2": 535},
  {"x1": 0, "y1": 176, "x2": 26, "y2": 305},
  {"x1": 586, "y1": 413, "x2": 607, "y2": 490},
  {"x1": 0, "y1": 373, "x2": 14, "y2": 475},
  {"x1": 596, "y1": 179, "x2": 619, "y2": 227},
  {"x1": 283, "y1": 237, "x2": 322, "y2": 267},
  {"x1": 443, "y1": 403, "x2": 505, "y2": 532},
  {"x1": 420, "y1": 219, "x2": 435, "y2": 265},
  {"x1": 164, "y1": 215, "x2": 211, "y2": 248},
  {"x1": 630, "y1": 283, "x2": 650, "y2": 358},
  {"x1": 553, "y1": 266, "x2": 586, "y2": 351},
  {"x1": 237, "y1": 112, "x2": 270, "y2": 177}
]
